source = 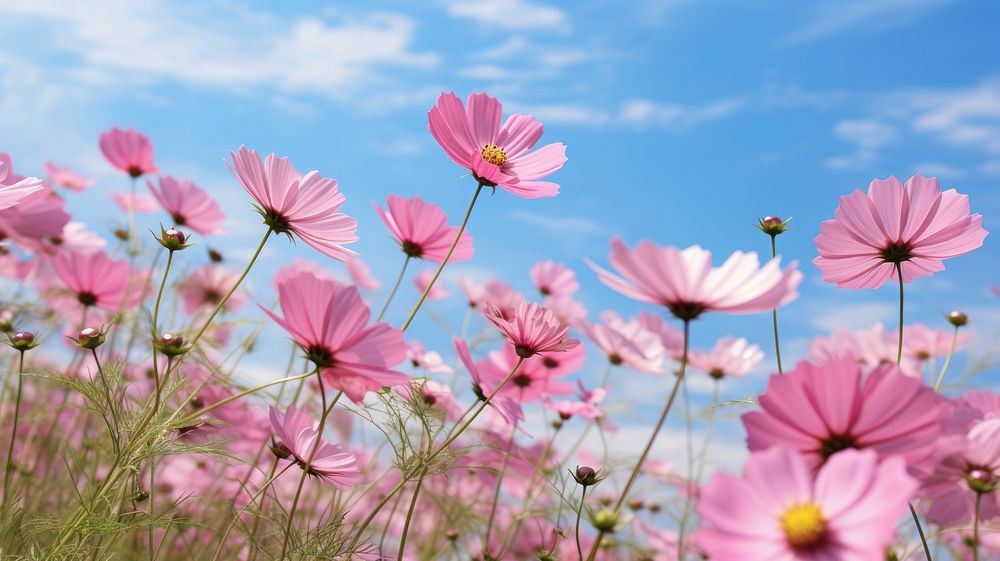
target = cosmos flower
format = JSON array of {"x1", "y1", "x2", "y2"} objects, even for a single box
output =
[
  {"x1": 43, "y1": 162, "x2": 96, "y2": 192},
  {"x1": 696, "y1": 446, "x2": 916, "y2": 561},
  {"x1": 148, "y1": 175, "x2": 225, "y2": 235},
  {"x1": 346, "y1": 256, "x2": 381, "y2": 291},
  {"x1": 99, "y1": 127, "x2": 157, "y2": 177},
  {"x1": 112, "y1": 192, "x2": 157, "y2": 213},
  {"x1": 428, "y1": 91, "x2": 567, "y2": 198},
  {"x1": 921, "y1": 418, "x2": 1000, "y2": 526},
  {"x1": 454, "y1": 338, "x2": 524, "y2": 429},
  {"x1": 485, "y1": 301, "x2": 580, "y2": 358},
  {"x1": 374, "y1": 195, "x2": 474, "y2": 263},
  {"x1": 814, "y1": 174, "x2": 987, "y2": 289},
  {"x1": 50, "y1": 248, "x2": 148, "y2": 311},
  {"x1": 0, "y1": 157, "x2": 44, "y2": 211},
  {"x1": 407, "y1": 340, "x2": 453, "y2": 373},
  {"x1": 581, "y1": 311, "x2": 667, "y2": 373},
  {"x1": 687, "y1": 336, "x2": 764, "y2": 379},
  {"x1": 177, "y1": 265, "x2": 245, "y2": 315},
  {"x1": 269, "y1": 405, "x2": 362, "y2": 488},
  {"x1": 414, "y1": 269, "x2": 450, "y2": 300},
  {"x1": 530, "y1": 261, "x2": 579, "y2": 297}
]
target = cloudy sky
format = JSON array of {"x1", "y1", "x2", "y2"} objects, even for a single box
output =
[{"x1": 3, "y1": 0, "x2": 999, "y2": 470}]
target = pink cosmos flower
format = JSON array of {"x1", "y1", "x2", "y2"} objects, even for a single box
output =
[
  {"x1": 99, "y1": 127, "x2": 157, "y2": 177},
  {"x1": 544, "y1": 295, "x2": 587, "y2": 325},
  {"x1": 695, "y1": 446, "x2": 916, "y2": 561},
  {"x1": 809, "y1": 324, "x2": 922, "y2": 378},
  {"x1": 688, "y1": 336, "x2": 763, "y2": 379},
  {"x1": 373, "y1": 195, "x2": 474, "y2": 263},
  {"x1": 581, "y1": 311, "x2": 667, "y2": 374},
  {"x1": 590, "y1": 239, "x2": 802, "y2": 320},
  {"x1": 263, "y1": 270, "x2": 409, "y2": 403},
  {"x1": 478, "y1": 344, "x2": 575, "y2": 403},
  {"x1": 0, "y1": 157, "x2": 45, "y2": 211},
  {"x1": 227, "y1": 146, "x2": 358, "y2": 261},
  {"x1": 395, "y1": 379, "x2": 463, "y2": 420},
  {"x1": 51, "y1": 249, "x2": 148, "y2": 311},
  {"x1": 904, "y1": 323, "x2": 970, "y2": 362},
  {"x1": 742, "y1": 358, "x2": 947, "y2": 472},
  {"x1": 636, "y1": 312, "x2": 685, "y2": 359},
  {"x1": 346, "y1": 256, "x2": 381, "y2": 290},
  {"x1": 148, "y1": 175, "x2": 225, "y2": 235},
  {"x1": 454, "y1": 338, "x2": 524, "y2": 428},
  {"x1": 921, "y1": 418, "x2": 1000, "y2": 526},
  {"x1": 530, "y1": 261, "x2": 578, "y2": 297},
  {"x1": 268, "y1": 405, "x2": 362, "y2": 488},
  {"x1": 112, "y1": 192, "x2": 156, "y2": 213},
  {"x1": 428, "y1": 91, "x2": 567, "y2": 198},
  {"x1": 414, "y1": 269, "x2": 450, "y2": 300},
  {"x1": 273, "y1": 259, "x2": 337, "y2": 288},
  {"x1": 42, "y1": 162, "x2": 95, "y2": 192},
  {"x1": 485, "y1": 301, "x2": 580, "y2": 358},
  {"x1": 407, "y1": 340, "x2": 453, "y2": 373},
  {"x1": 177, "y1": 266, "x2": 245, "y2": 315},
  {"x1": 814, "y1": 174, "x2": 988, "y2": 289}
]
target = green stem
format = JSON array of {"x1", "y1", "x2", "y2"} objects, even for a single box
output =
[
  {"x1": 174, "y1": 371, "x2": 313, "y2": 427},
  {"x1": 932, "y1": 326, "x2": 961, "y2": 392},
  {"x1": 376, "y1": 255, "x2": 410, "y2": 322},
  {"x1": 2, "y1": 351, "x2": 25, "y2": 509},
  {"x1": 973, "y1": 492, "x2": 982, "y2": 561},
  {"x1": 587, "y1": 319, "x2": 690, "y2": 561},
  {"x1": 909, "y1": 503, "x2": 933, "y2": 561},
  {"x1": 401, "y1": 184, "x2": 483, "y2": 332},
  {"x1": 90, "y1": 348, "x2": 120, "y2": 456},
  {"x1": 575, "y1": 486, "x2": 587, "y2": 561},
  {"x1": 483, "y1": 427, "x2": 517, "y2": 556},
  {"x1": 150, "y1": 249, "x2": 175, "y2": 409},
  {"x1": 396, "y1": 467, "x2": 427, "y2": 561},
  {"x1": 770, "y1": 235, "x2": 784, "y2": 374},
  {"x1": 896, "y1": 261, "x2": 904, "y2": 365}
]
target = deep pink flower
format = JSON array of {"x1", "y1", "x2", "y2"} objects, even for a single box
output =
[
  {"x1": 43, "y1": 162, "x2": 95, "y2": 192},
  {"x1": 178, "y1": 265, "x2": 245, "y2": 315},
  {"x1": 696, "y1": 446, "x2": 916, "y2": 561},
  {"x1": 581, "y1": 311, "x2": 667, "y2": 373},
  {"x1": 373, "y1": 195, "x2": 474, "y2": 263},
  {"x1": 530, "y1": 260, "x2": 578, "y2": 297},
  {"x1": 148, "y1": 175, "x2": 225, "y2": 235},
  {"x1": 263, "y1": 270, "x2": 409, "y2": 403},
  {"x1": 479, "y1": 344, "x2": 574, "y2": 403},
  {"x1": 112, "y1": 192, "x2": 156, "y2": 213},
  {"x1": 51, "y1": 249, "x2": 148, "y2": 311},
  {"x1": 814, "y1": 174, "x2": 987, "y2": 289},
  {"x1": 227, "y1": 146, "x2": 358, "y2": 261},
  {"x1": 428, "y1": 91, "x2": 567, "y2": 198},
  {"x1": 688, "y1": 336, "x2": 763, "y2": 379},
  {"x1": 485, "y1": 301, "x2": 580, "y2": 358},
  {"x1": 590, "y1": 239, "x2": 802, "y2": 320},
  {"x1": 0, "y1": 155, "x2": 69, "y2": 242},
  {"x1": 921, "y1": 418, "x2": 1000, "y2": 526},
  {"x1": 99, "y1": 127, "x2": 157, "y2": 177},
  {"x1": 414, "y1": 269, "x2": 450, "y2": 300},
  {"x1": 742, "y1": 358, "x2": 947, "y2": 472},
  {"x1": 268, "y1": 405, "x2": 362, "y2": 488},
  {"x1": 346, "y1": 256, "x2": 381, "y2": 290},
  {"x1": 454, "y1": 338, "x2": 524, "y2": 428}
]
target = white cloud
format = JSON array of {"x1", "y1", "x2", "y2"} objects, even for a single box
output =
[
  {"x1": 980, "y1": 160, "x2": 1000, "y2": 176},
  {"x1": 519, "y1": 103, "x2": 610, "y2": 126},
  {"x1": 911, "y1": 161, "x2": 967, "y2": 179},
  {"x1": 445, "y1": 0, "x2": 569, "y2": 32},
  {"x1": 825, "y1": 119, "x2": 897, "y2": 170},
  {"x1": 618, "y1": 98, "x2": 744, "y2": 129},
  {"x1": 808, "y1": 301, "x2": 895, "y2": 332},
  {"x1": 458, "y1": 64, "x2": 512, "y2": 80},
  {"x1": 906, "y1": 80, "x2": 1000, "y2": 153},
  {"x1": 775, "y1": 0, "x2": 952, "y2": 47},
  {"x1": 509, "y1": 210, "x2": 608, "y2": 237}
]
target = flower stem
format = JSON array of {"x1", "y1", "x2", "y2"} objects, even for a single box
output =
[
  {"x1": 90, "y1": 348, "x2": 120, "y2": 455},
  {"x1": 586, "y1": 319, "x2": 690, "y2": 561},
  {"x1": 770, "y1": 235, "x2": 784, "y2": 374},
  {"x1": 376, "y1": 255, "x2": 410, "y2": 322},
  {"x1": 401, "y1": 184, "x2": 483, "y2": 332},
  {"x1": 483, "y1": 427, "x2": 517, "y2": 556},
  {"x1": 2, "y1": 351, "x2": 25, "y2": 510},
  {"x1": 575, "y1": 486, "x2": 587, "y2": 561},
  {"x1": 895, "y1": 261, "x2": 904, "y2": 365},
  {"x1": 396, "y1": 467, "x2": 427, "y2": 560},
  {"x1": 150, "y1": 248, "x2": 174, "y2": 408},
  {"x1": 973, "y1": 492, "x2": 982, "y2": 561},
  {"x1": 932, "y1": 325, "x2": 961, "y2": 391},
  {"x1": 173, "y1": 371, "x2": 314, "y2": 427},
  {"x1": 909, "y1": 503, "x2": 933, "y2": 561}
]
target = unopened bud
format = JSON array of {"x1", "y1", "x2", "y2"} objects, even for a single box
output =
[
  {"x1": 590, "y1": 508, "x2": 619, "y2": 533},
  {"x1": 157, "y1": 226, "x2": 192, "y2": 251},
  {"x1": 9, "y1": 331, "x2": 38, "y2": 351},
  {"x1": 572, "y1": 465, "x2": 601, "y2": 487},
  {"x1": 73, "y1": 326, "x2": 106, "y2": 350},
  {"x1": 156, "y1": 332, "x2": 188, "y2": 357},
  {"x1": 947, "y1": 310, "x2": 968, "y2": 327},
  {"x1": 208, "y1": 248, "x2": 224, "y2": 263},
  {"x1": 966, "y1": 467, "x2": 997, "y2": 494},
  {"x1": 755, "y1": 216, "x2": 791, "y2": 237}
]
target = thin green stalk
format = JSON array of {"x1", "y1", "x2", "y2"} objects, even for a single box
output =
[
  {"x1": 209, "y1": 462, "x2": 296, "y2": 561},
  {"x1": 909, "y1": 503, "x2": 933, "y2": 561},
  {"x1": 895, "y1": 262, "x2": 904, "y2": 365},
  {"x1": 483, "y1": 427, "x2": 517, "y2": 556},
  {"x1": 575, "y1": 486, "x2": 587, "y2": 561},
  {"x1": 770, "y1": 235, "x2": 784, "y2": 373},
  {"x1": 396, "y1": 467, "x2": 427, "y2": 560},
  {"x1": 174, "y1": 372, "x2": 313, "y2": 428},
  {"x1": 90, "y1": 348, "x2": 120, "y2": 456},
  {"x1": 932, "y1": 326, "x2": 961, "y2": 391},
  {"x1": 587, "y1": 319, "x2": 690, "y2": 561},
  {"x1": 376, "y1": 255, "x2": 411, "y2": 322},
  {"x1": 401, "y1": 184, "x2": 484, "y2": 331},
  {"x1": 2, "y1": 351, "x2": 25, "y2": 509},
  {"x1": 973, "y1": 492, "x2": 982, "y2": 561},
  {"x1": 150, "y1": 249, "x2": 175, "y2": 406}
]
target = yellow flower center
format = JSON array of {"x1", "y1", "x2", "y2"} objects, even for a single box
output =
[
  {"x1": 481, "y1": 143, "x2": 508, "y2": 166},
  {"x1": 780, "y1": 502, "x2": 826, "y2": 548}
]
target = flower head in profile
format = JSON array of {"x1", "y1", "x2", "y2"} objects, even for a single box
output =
[
  {"x1": 178, "y1": 266, "x2": 245, "y2": 315},
  {"x1": 99, "y1": 127, "x2": 157, "y2": 177},
  {"x1": 407, "y1": 340, "x2": 453, "y2": 373},
  {"x1": 582, "y1": 311, "x2": 667, "y2": 373},
  {"x1": 454, "y1": 338, "x2": 524, "y2": 428},
  {"x1": 112, "y1": 192, "x2": 156, "y2": 213},
  {"x1": 414, "y1": 269, "x2": 450, "y2": 300},
  {"x1": 485, "y1": 301, "x2": 580, "y2": 358},
  {"x1": 396, "y1": 379, "x2": 463, "y2": 420},
  {"x1": 428, "y1": 91, "x2": 567, "y2": 198},
  {"x1": 590, "y1": 239, "x2": 802, "y2": 321},
  {"x1": 696, "y1": 447, "x2": 916, "y2": 561},
  {"x1": 688, "y1": 336, "x2": 763, "y2": 379},
  {"x1": 374, "y1": 195, "x2": 474, "y2": 263},
  {"x1": 268, "y1": 405, "x2": 362, "y2": 488},
  {"x1": 530, "y1": 261, "x2": 579, "y2": 297},
  {"x1": 43, "y1": 162, "x2": 95, "y2": 192},
  {"x1": 148, "y1": 176, "x2": 225, "y2": 235},
  {"x1": 814, "y1": 174, "x2": 987, "y2": 289},
  {"x1": 51, "y1": 249, "x2": 148, "y2": 311},
  {"x1": 263, "y1": 270, "x2": 409, "y2": 403},
  {"x1": 346, "y1": 256, "x2": 381, "y2": 290},
  {"x1": 742, "y1": 358, "x2": 947, "y2": 472},
  {"x1": 227, "y1": 146, "x2": 358, "y2": 261},
  {"x1": 922, "y1": 418, "x2": 1000, "y2": 526}
]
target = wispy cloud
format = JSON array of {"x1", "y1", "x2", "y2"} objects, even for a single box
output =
[
  {"x1": 513, "y1": 97, "x2": 744, "y2": 129},
  {"x1": 808, "y1": 301, "x2": 895, "y2": 332},
  {"x1": 825, "y1": 119, "x2": 897, "y2": 170},
  {"x1": 445, "y1": 0, "x2": 569, "y2": 32},
  {"x1": 509, "y1": 210, "x2": 608, "y2": 237},
  {"x1": 775, "y1": 0, "x2": 953, "y2": 47}
]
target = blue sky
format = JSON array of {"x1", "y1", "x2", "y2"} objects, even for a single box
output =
[{"x1": 3, "y1": 0, "x2": 1000, "y2": 469}]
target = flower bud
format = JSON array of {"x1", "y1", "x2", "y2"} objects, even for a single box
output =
[
  {"x1": 208, "y1": 248, "x2": 224, "y2": 263},
  {"x1": 590, "y1": 508, "x2": 620, "y2": 533},
  {"x1": 572, "y1": 465, "x2": 601, "y2": 487},
  {"x1": 628, "y1": 499, "x2": 645, "y2": 511},
  {"x1": 445, "y1": 529, "x2": 459, "y2": 542},
  {"x1": 113, "y1": 228, "x2": 130, "y2": 241},
  {"x1": 966, "y1": 467, "x2": 997, "y2": 494},
  {"x1": 156, "y1": 332, "x2": 189, "y2": 357},
  {"x1": 0, "y1": 310, "x2": 13, "y2": 333},
  {"x1": 73, "y1": 326, "x2": 107, "y2": 350},
  {"x1": 755, "y1": 216, "x2": 791, "y2": 237},
  {"x1": 269, "y1": 437, "x2": 292, "y2": 460},
  {"x1": 947, "y1": 310, "x2": 968, "y2": 327},
  {"x1": 157, "y1": 226, "x2": 192, "y2": 251},
  {"x1": 9, "y1": 331, "x2": 39, "y2": 352}
]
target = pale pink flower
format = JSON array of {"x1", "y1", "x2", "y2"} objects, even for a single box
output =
[
  {"x1": 544, "y1": 295, "x2": 587, "y2": 325},
  {"x1": 396, "y1": 379, "x2": 463, "y2": 420},
  {"x1": 148, "y1": 175, "x2": 225, "y2": 235},
  {"x1": 263, "y1": 270, "x2": 409, "y2": 403},
  {"x1": 178, "y1": 266, "x2": 245, "y2": 315},
  {"x1": 374, "y1": 195, "x2": 474, "y2": 263},
  {"x1": 590, "y1": 239, "x2": 802, "y2": 320},
  {"x1": 227, "y1": 146, "x2": 358, "y2": 261},
  {"x1": 273, "y1": 259, "x2": 337, "y2": 288},
  {"x1": 479, "y1": 345, "x2": 574, "y2": 403},
  {"x1": 530, "y1": 261, "x2": 578, "y2": 297},
  {"x1": 50, "y1": 249, "x2": 148, "y2": 311},
  {"x1": 0, "y1": 156, "x2": 45, "y2": 210},
  {"x1": 581, "y1": 311, "x2": 666, "y2": 374},
  {"x1": 696, "y1": 447, "x2": 916, "y2": 561},
  {"x1": 407, "y1": 340, "x2": 453, "y2": 373},
  {"x1": 485, "y1": 301, "x2": 580, "y2": 358},
  {"x1": 814, "y1": 174, "x2": 987, "y2": 289},
  {"x1": 454, "y1": 338, "x2": 524, "y2": 428},
  {"x1": 743, "y1": 358, "x2": 947, "y2": 472},
  {"x1": 921, "y1": 418, "x2": 1000, "y2": 526},
  {"x1": 0, "y1": 155, "x2": 68, "y2": 241},
  {"x1": 99, "y1": 127, "x2": 157, "y2": 177},
  {"x1": 268, "y1": 405, "x2": 362, "y2": 488},
  {"x1": 544, "y1": 395, "x2": 600, "y2": 420},
  {"x1": 636, "y1": 312, "x2": 685, "y2": 359},
  {"x1": 458, "y1": 277, "x2": 486, "y2": 308},
  {"x1": 346, "y1": 256, "x2": 381, "y2": 290},
  {"x1": 43, "y1": 162, "x2": 95, "y2": 192},
  {"x1": 688, "y1": 336, "x2": 763, "y2": 379},
  {"x1": 904, "y1": 323, "x2": 970, "y2": 361},
  {"x1": 112, "y1": 192, "x2": 156, "y2": 213},
  {"x1": 428, "y1": 91, "x2": 567, "y2": 198},
  {"x1": 414, "y1": 269, "x2": 450, "y2": 300},
  {"x1": 809, "y1": 324, "x2": 922, "y2": 378}
]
